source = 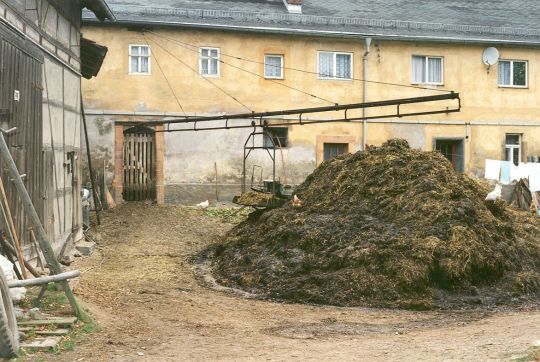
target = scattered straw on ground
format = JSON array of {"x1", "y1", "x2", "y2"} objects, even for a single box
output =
[
  {"x1": 210, "y1": 139, "x2": 540, "y2": 310},
  {"x1": 234, "y1": 191, "x2": 275, "y2": 207}
]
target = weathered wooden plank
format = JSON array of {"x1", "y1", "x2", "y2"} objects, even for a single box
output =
[{"x1": 18, "y1": 317, "x2": 77, "y2": 326}]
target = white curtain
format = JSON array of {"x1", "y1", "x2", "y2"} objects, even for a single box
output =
[
  {"x1": 209, "y1": 58, "x2": 218, "y2": 74},
  {"x1": 318, "y1": 52, "x2": 333, "y2": 78},
  {"x1": 265, "y1": 56, "x2": 282, "y2": 77},
  {"x1": 498, "y1": 61, "x2": 511, "y2": 85},
  {"x1": 130, "y1": 56, "x2": 139, "y2": 73},
  {"x1": 336, "y1": 54, "x2": 351, "y2": 79},
  {"x1": 427, "y1": 57, "x2": 442, "y2": 83},
  {"x1": 201, "y1": 59, "x2": 209, "y2": 74},
  {"x1": 412, "y1": 56, "x2": 426, "y2": 83},
  {"x1": 140, "y1": 57, "x2": 149, "y2": 73}
]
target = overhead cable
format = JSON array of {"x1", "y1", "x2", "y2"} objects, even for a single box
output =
[
  {"x1": 142, "y1": 33, "x2": 187, "y2": 117},
  {"x1": 146, "y1": 36, "x2": 254, "y2": 112},
  {"x1": 146, "y1": 30, "x2": 454, "y2": 94},
  {"x1": 145, "y1": 32, "x2": 338, "y2": 105}
]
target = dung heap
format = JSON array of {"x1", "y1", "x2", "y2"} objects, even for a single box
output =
[{"x1": 211, "y1": 139, "x2": 540, "y2": 309}]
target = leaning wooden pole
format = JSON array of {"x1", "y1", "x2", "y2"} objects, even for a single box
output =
[
  {"x1": 0, "y1": 175, "x2": 27, "y2": 279},
  {"x1": 80, "y1": 98, "x2": 101, "y2": 225},
  {"x1": 0, "y1": 132, "x2": 82, "y2": 317}
]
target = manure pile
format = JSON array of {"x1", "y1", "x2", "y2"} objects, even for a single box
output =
[{"x1": 211, "y1": 139, "x2": 540, "y2": 309}]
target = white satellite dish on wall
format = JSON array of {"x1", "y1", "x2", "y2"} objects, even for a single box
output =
[{"x1": 482, "y1": 47, "x2": 500, "y2": 66}]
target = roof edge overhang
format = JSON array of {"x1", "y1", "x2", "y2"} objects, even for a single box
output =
[
  {"x1": 81, "y1": 19, "x2": 540, "y2": 47},
  {"x1": 82, "y1": 0, "x2": 116, "y2": 21}
]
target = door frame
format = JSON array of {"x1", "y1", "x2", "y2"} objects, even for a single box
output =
[
  {"x1": 113, "y1": 123, "x2": 164, "y2": 204},
  {"x1": 433, "y1": 137, "x2": 465, "y2": 173}
]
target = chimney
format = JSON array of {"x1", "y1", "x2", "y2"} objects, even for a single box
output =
[{"x1": 283, "y1": 0, "x2": 302, "y2": 14}]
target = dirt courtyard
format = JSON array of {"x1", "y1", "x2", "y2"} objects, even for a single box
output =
[{"x1": 42, "y1": 203, "x2": 540, "y2": 361}]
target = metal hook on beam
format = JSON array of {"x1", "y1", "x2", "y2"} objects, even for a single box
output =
[
  {"x1": 299, "y1": 113, "x2": 303, "y2": 125},
  {"x1": 193, "y1": 121, "x2": 198, "y2": 131},
  {"x1": 225, "y1": 118, "x2": 229, "y2": 129}
]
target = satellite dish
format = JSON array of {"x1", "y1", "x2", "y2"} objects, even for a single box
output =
[{"x1": 482, "y1": 47, "x2": 499, "y2": 66}]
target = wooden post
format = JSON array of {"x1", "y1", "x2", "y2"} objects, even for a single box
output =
[
  {"x1": 214, "y1": 162, "x2": 219, "y2": 203},
  {"x1": 0, "y1": 175, "x2": 27, "y2": 278},
  {"x1": 0, "y1": 132, "x2": 82, "y2": 317},
  {"x1": 80, "y1": 98, "x2": 101, "y2": 225}
]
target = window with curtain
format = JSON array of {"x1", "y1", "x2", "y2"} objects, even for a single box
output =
[
  {"x1": 498, "y1": 60, "x2": 527, "y2": 87},
  {"x1": 264, "y1": 55, "x2": 284, "y2": 79},
  {"x1": 412, "y1": 55, "x2": 443, "y2": 84},
  {"x1": 318, "y1": 52, "x2": 352, "y2": 79},
  {"x1": 200, "y1": 48, "x2": 220, "y2": 76},
  {"x1": 505, "y1": 134, "x2": 522, "y2": 166},
  {"x1": 129, "y1": 45, "x2": 151, "y2": 74}
]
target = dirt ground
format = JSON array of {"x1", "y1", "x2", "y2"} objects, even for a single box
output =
[{"x1": 31, "y1": 203, "x2": 540, "y2": 361}]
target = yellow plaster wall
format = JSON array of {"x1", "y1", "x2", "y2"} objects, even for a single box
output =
[{"x1": 82, "y1": 26, "x2": 540, "y2": 176}]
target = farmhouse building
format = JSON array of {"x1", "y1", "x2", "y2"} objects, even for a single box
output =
[{"x1": 81, "y1": 0, "x2": 540, "y2": 204}]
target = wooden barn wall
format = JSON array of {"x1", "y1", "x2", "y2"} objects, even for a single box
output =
[
  {"x1": 42, "y1": 57, "x2": 82, "y2": 251},
  {"x1": 0, "y1": 16, "x2": 83, "y2": 258},
  {"x1": 0, "y1": 28, "x2": 45, "y2": 256}
]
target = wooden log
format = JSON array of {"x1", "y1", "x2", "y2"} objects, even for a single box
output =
[
  {"x1": 0, "y1": 236, "x2": 40, "y2": 278},
  {"x1": 0, "y1": 132, "x2": 82, "y2": 317},
  {"x1": 0, "y1": 234, "x2": 22, "y2": 280},
  {"x1": 0, "y1": 175, "x2": 27, "y2": 278},
  {"x1": 8, "y1": 270, "x2": 80, "y2": 288}
]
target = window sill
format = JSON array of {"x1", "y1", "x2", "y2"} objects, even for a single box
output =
[
  {"x1": 498, "y1": 85, "x2": 529, "y2": 89},
  {"x1": 128, "y1": 72, "x2": 152, "y2": 76},
  {"x1": 200, "y1": 74, "x2": 220, "y2": 78},
  {"x1": 317, "y1": 77, "x2": 353, "y2": 81},
  {"x1": 411, "y1": 82, "x2": 444, "y2": 86},
  {"x1": 264, "y1": 76, "x2": 284, "y2": 80}
]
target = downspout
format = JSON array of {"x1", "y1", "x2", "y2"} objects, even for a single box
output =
[{"x1": 362, "y1": 37, "x2": 372, "y2": 150}]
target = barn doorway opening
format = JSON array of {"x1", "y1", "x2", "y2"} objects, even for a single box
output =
[
  {"x1": 435, "y1": 138, "x2": 464, "y2": 173},
  {"x1": 123, "y1": 126, "x2": 156, "y2": 201}
]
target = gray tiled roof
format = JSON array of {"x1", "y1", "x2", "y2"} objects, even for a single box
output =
[{"x1": 83, "y1": 0, "x2": 540, "y2": 45}]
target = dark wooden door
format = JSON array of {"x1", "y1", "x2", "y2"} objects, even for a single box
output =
[
  {"x1": 0, "y1": 33, "x2": 44, "y2": 248},
  {"x1": 123, "y1": 126, "x2": 156, "y2": 201}
]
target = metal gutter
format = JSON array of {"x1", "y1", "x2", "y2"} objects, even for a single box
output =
[
  {"x1": 95, "y1": 0, "x2": 116, "y2": 21},
  {"x1": 82, "y1": 18, "x2": 540, "y2": 47}
]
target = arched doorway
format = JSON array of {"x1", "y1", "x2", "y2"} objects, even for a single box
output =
[{"x1": 123, "y1": 126, "x2": 156, "y2": 201}]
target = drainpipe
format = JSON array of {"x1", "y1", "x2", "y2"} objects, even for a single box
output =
[{"x1": 362, "y1": 37, "x2": 372, "y2": 151}]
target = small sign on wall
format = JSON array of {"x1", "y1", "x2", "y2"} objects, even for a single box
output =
[{"x1": 13, "y1": 90, "x2": 20, "y2": 102}]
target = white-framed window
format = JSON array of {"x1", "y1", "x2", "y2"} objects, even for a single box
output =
[
  {"x1": 317, "y1": 51, "x2": 353, "y2": 80},
  {"x1": 129, "y1": 45, "x2": 151, "y2": 75},
  {"x1": 264, "y1": 54, "x2": 284, "y2": 79},
  {"x1": 200, "y1": 47, "x2": 220, "y2": 77},
  {"x1": 498, "y1": 60, "x2": 527, "y2": 87},
  {"x1": 505, "y1": 134, "x2": 522, "y2": 166},
  {"x1": 411, "y1": 55, "x2": 443, "y2": 85}
]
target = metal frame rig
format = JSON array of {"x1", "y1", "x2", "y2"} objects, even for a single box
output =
[{"x1": 138, "y1": 92, "x2": 461, "y2": 199}]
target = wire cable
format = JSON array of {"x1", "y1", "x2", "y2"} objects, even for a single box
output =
[
  {"x1": 146, "y1": 36, "x2": 254, "y2": 112},
  {"x1": 141, "y1": 33, "x2": 187, "y2": 117},
  {"x1": 145, "y1": 32, "x2": 338, "y2": 105},
  {"x1": 147, "y1": 30, "x2": 454, "y2": 94}
]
